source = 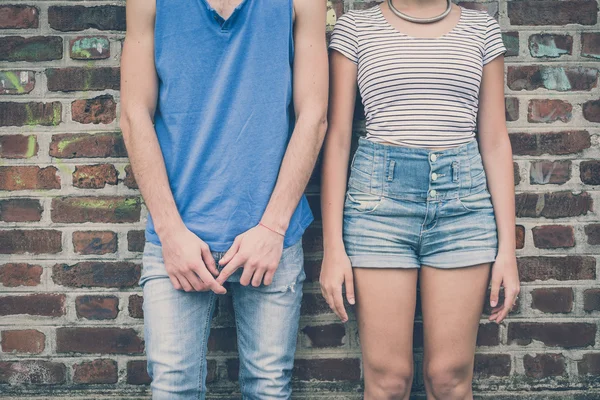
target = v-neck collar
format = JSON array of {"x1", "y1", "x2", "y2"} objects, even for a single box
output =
[{"x1": 200, "y1": 0, "x2": 250, "y2": 31}]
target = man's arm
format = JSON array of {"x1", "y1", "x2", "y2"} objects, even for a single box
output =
[
  {"x1": 120, "y1": 0, "x2": 225, "y2": 294},
  {"x1": 217, "y1": 0, "x2": 329, "y2": 286}
]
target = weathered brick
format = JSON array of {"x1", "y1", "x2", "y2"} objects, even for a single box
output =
[
  {"x1": 529, "y1": 34, "x2": 572, "y2": 58},
  {"x1": 532, "y1": 225, "x2": 575, "y2": 249},
  {"x1": 128, "y1": 294, "x2": 143, "y2": 318},
  {"x1": 73, "y1": 231, "x2": 117, "y2": 255},
  {"x1": 0, "y1": 5, "x2": 38, "y2": 29},
  {"x1": 208, "y1": 327, "x2": 238, "y2": 352},
  {"x1": 49, "y1": 132, "x2": 126, "y2": 159},
  {"x1": 52, "y1": 262, "x2": 141, "y2": 289},
  {"x1": 0, "y1": 360, "x2": 65, "y2": 384},
  {"x1": 302, "y1": 324, "x2": 346, "y2": 348},
  {"x1": 73, "y1": 164, "x2": 118, "y2": 189},
  {"x1": 127, "y1": 230, "x2": 145, "y2": 252},
  {"x1": 51, "y1": 196, "x2": 141, "y2": 223},
  {"x1": 580, "y1": 160, "x2": 600, "y2": 185},
  {"x1": 508, "y1": 322, "x2": 596, "y2": 348},
  {"x1": 48, "y1": 6, "x2": 126, "y2": 32},
  {"x1": 474, "y1": 354, "x2": 511, "y2": 377},
  {"x1": 47, "y1": 67, "x2": 120, "y2": 92},
  {"x1": 524, "y1": 353, "x2": 566, "y2": 378},
  {"x1": 0, "y1": 294, "x2": 65, "y2": 317},
  {"x1": 70, "y1": 36, "x2": 110, "y2": 60},
  {"x1": 585, "y1": 224, "x2": 600, "y2": 245},
  {"x1": 518, "y1": 256, "x2": 595, "y2": 282},
  {"x1": 75, "y1": 295, "x2": 119, "y2": 320},
  {"x1": 293, "y1": 358, "x2": 361, "y2": 381},
  {"x1": 0, "y1": 36, "x2": 62, "y2": 62},
  {"x1": 582, "y1": 32, "x2": 600, "y2": 59},
  {"x1": 516, "y1": 225, "x2": 525, "y2": 249},
  {"x1": 1, "y1": 329, "x2": 45, "y2": 354},
  {"x1": 0, "y1": 166, "x2": 60, "y2": 191},
  {"x1": 0, "y1": 101, "x2": 61, "y2": 127},
  {"x1": 301, "y1": 293, "x2": 334, "y2": 316},
  {"x1": 507, "y1": 66, "x2": 598, "y2": 91},
  {"x1": 0, "y1": 263, "x2": 42, "y2": 287},
  {"x1": 583, "y1": 289, "x2": 600, "y2": 312},
  {"x1": 530, "y1": 160, "x2": 571, "y2": 185},
  {"x1": 56, "y1": 327, "x2": 144, "y2": 354},
  {"x1": 0, "y1": 71, "x2": 35, "y2": 95},
  {"x1": 503, "y1": 32, "x2": 519, "y2": 57},
  {"x1": 0, "y1": 230, "x2": 62, "y2": 254},
  {"x1": 73, "y1": 359, "x2": 117, "y2": 384},
  {"x1": 0, "y1": 199, "x2": 43, "y2": 222},
  {"x1": 531, "y1": 288, "x2": 573, "y2": 313},
  {"x1": 582, "y1": 99, "x2": 600, "y2": 123},
  {"x1": 71, "y1": 95, "x2": 116, "y2": 124},
  {"x1": 508, "y1": 0, "x2": 598, "y2": 25},
  {"x1": 123, "y1": 164, "x2": 138, "y2": 189},
  {"x1": 509, "y1": 131, "x2": 590, "y2": 156},
  {"x1": 505, "y1": 97, "x2": 519, "y2": 122},
  {"x1": 0, "y1": 134, "x2": 37, "y2": 158},
  {"x1": 578, "y1": 353, "x2": 600, "y2": 375},
  {"x1": 515, "y1": 192, "x2": 592, "y2": 218},
  {"x1": 477, "y1": 323, "x2": 500, "y2": 347},
  {"x1": 528, "y1": 99, "x2": 572, "y2": 123},
  {"x1": 126, "y1": 360, "x2": 151, "y2": 385}
]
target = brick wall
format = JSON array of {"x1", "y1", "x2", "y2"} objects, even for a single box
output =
[{"x1": 0, "y1": 0, "x2": 599, "y2": 398}]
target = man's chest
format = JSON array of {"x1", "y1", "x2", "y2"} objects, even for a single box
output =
[{"x1": 205, "y1": 0, "x2": 246, "y2": 19}]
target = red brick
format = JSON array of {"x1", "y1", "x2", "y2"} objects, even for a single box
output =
[
  {"x1": 48, "y1": 5, "x2": 125, "y2": 32},
  {"x1": 585, "y1": 224, "x2": 600, "y2": 245},
  {"x1": 513, "y1": 162, "x2": 521, "y2": 185},
  {"x1": 70, "y1": 36, "x2": 110, "y2": 60},
  {"x1": 477, "y1": 323, "x2": 500, "y2": 346},
  {"x1": 583, "y1": 289, "x2": 600, "y2": 312},
  {"x1": 582, "y1": 99, "x2": 600, "y2": 122},
  {"x1": 293, "y1": 358, "x2": 361, "y2": 381},
  {"x1": 515, "y1": 192, "x2": 592, "y2": 219},
  {"x1": 524, "y1": 353, "x2": 566, "y2": 378},
  {"x1": 208, "y1": 327, "x2": 238, "y2": 352},
  {"x1": 0, "y1": 37, "x2": 62, "y2": 62},
  {"x1": 0, "y1": 71, "x2": 35, "y2": 95},
  {"x1": 73, "y1": 359, "x2": 117, "y2": 384},
  {"x1": 75, "y1": 295, "x2": 119, "y2": 320},
  {"x1": 128, "y1": 294, "x2": 143, "y2": 319},
  {"x1": 56, "y1": 327, "x2": 144, "y2": 354},
  {"x1": 0, "y1": 166, "x2": 60, "y2": 191},
  {"x1": 73, "y1": 164, "x2": 118, "y2": 189},
  {"x1": 47, "y1": 67, "x2": 120, "y2": 92},
  {"x1": 532, "y1": 225, "x2": 575, "y2": 249},
  {"x1": 582, "y1": 33, "x2": 600, "y2": 59},
  {"x1": 49, "y1": 132, "x2": 126, "y2": 159},
  {"x1": 528, "y1": 99, "x2": 572, "y2": 123},
  {"x1": 0, "y1": 294, "x2": 65, "y2": 317},
  {"x1": 0, "y1": 229, "x2": 62, "y2": 254},
  {"x1": 73, "y1": 231, "x2": 117, "y2": 255},
  {"x1": 1, "y1": 329, "x2": 45, "y2": 354},
  {"x1": 508, "y1": 1, "x2": 597, "y2": 25},
  {"x1": 509, "y1": 131, "x2": 590, "y2": 156},
  {"x1": 127, "y1": 230, "x2": 145, "y2": 252},
  {"x1": 580, "y1": 160, "x2": 600, "y2": 185},
  {"x1": 0, "y1": 5, "x2": 38, "y2": 29},
  {"x1": 0, "y1": 134, "x2": 37, "y2": 158},
  {"x1": 474, "y1": 354, "x2": 511, "y2": 377},
  {"x1": 531, "y1": 288, "x2": 573, "y2": 313},
  {"x1": 507, "y1": 66, "x2": 597, "y2": 91},
  {"x1": 0, "y1": 263, "x2": 42, "y2": 287},
  {"x1": 0, "y1": 199, "x2": 42, "y2": 222},
  {"x1": 302, "y1": 324, "x2": 346, "y2": 348},
  {"x1": 51, "y1": 196, "x2": 141, "y2": 224},
  {"x1": 530, "y1": 160, "x2": 571, "y2": 185},
  {"x1": 578, "y1": 353, "x2": 600, "y2": 375},
  {"x1": 516, "y1": 225, "x2": 525, "y2": 249},
  {"x1": 127, "y1": 360, "x2": 151, "y2": 385},
  {"x1": 518, "y1": 256, "x2": 595, "y2": 282},
  {"x1": 505, "y1": 97, "x2": 519, "y2": 121},
  {"x1": 508, "y1": 322, "x2": 596, "y2": 348},
  {"x1": 123, "y1": 164, "x2": 138, "y2": 189},
  {"x1": 0, "y1": 360, "x2": 65, "y2": 384},
  {"x1": 71, "y1": 95, "x2": 116, "y2": 124},
  {"x1": 52, "y1": 262, "x2": 141, "y2": 289}
]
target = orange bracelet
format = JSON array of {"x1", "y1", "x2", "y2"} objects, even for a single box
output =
[{"x1": 259, "y1": 222, "x2": 285, "y2": 237}]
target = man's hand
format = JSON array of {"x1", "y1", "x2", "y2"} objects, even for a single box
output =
[
  {"x1": 161, "y1": 224, "x2": 227, "y2": 294},
  {"x1": 217, "y1": 225, "x2": 285, "y2": 287}
]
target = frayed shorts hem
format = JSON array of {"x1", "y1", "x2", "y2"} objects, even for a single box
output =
[{"x1": 349, "y1": 249, "x2": 497, "y2": 269}]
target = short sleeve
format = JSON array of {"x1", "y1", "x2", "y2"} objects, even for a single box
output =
[
  {"x1": 329, "y1": 11, "x2": 358, "y2": 64},
  {"x1": 482, "y1": 15, "x2": 507, "y2": 65}
]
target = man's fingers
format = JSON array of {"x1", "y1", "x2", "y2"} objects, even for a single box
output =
[
  {"x1": 251, "y1": 268, "x2": 266, "y2": 287},
  {"x1": 169, "y1": 275, "x2": 182, "y2": 290},
  {"x1": 216, "y1": 254, "x2": 244, "y2": 285},
  {"x1": 344, "y1": 270, "x2": 355, "y2": 305},
  {"x1": 263, "y1": 270, "x2": 276, "y2": 286},
  {"x1": 176, "y1": 273, "x2": 194, "y2": 292},
  {"x1": 201, "y1": 246, "x2": 219, "y2": 276},
  {"x1": 183, "y1": 270, "x2": 206, "y2": 292},
  {"x1": 239, "y1": 263, "x2": 255, "y2": 286},
  {"x1": 193, "y1": 263, "x2": 227, "y2": 294},
  {"x1": 219, "y1": 238, "x2": 241, "y2": 266}
]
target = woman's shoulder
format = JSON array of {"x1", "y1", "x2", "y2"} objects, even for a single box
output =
[
  {"x1": 337, "y1": 5, "x2": 381, "y2": 25},
  {"x1": 460, "y1": 7, "x2": 499, "y2": 27}
]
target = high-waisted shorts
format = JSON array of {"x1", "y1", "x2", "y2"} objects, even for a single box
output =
[{"x1": 343, "y1": 137, "x2": 498, "y2": 269}]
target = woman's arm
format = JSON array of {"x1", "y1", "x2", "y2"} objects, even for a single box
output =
[
  {"x1": 320, "y1": 50, "x2": 358, "y2": 323},
  {"x1": 476, "y1": 54, "x2": 520, "y2": 323}
]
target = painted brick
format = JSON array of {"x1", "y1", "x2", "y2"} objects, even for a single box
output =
[
  {"x1": 0, "y1": 37, "x2": 62, "y2": 62},
  {"x1": 0, "y1": 101, "x2": 61, "y2": 127},
  {"x1": 47, "y1": 67, "x2": 119, "y2": 92},
  {"x1": 529, "y1": 34, "x2": 572, "y2": 58},
  {"x1": 0, "y1": 166, "x2": 60, "y2": 191},
  {"x1": 73, "y1": 231, "x2": 117, "y2": 255},
  {"x1": 515, "y1": 192, "x2": 592, "y2": 219},
  {"x1": 70, "y1": 36, "x2": 110, "y2": 60},
  {"x1": 49, "y1": 132, "x2": 126, "y2": 159},
  {"x1": 507, "y1": 66, "x2": 598, "y2": 91},
  {"x1": 530, "y1": 160, "x2": 571, "y2": 185},
  {"x1": 0, "y1": 71, "x2": 35, "y2": 95},
  {"x1": 581, "y1": 32, "x2": 600, "y2": 59},
  {"x1": 0, "y1": 134, "x2": 38, "y2": 158},
  {"x1": 51, "y1": 196, "x2": 141, "y2": 223}
]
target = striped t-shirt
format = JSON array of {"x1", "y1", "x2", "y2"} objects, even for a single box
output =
[{"x1": 329, "y1": 5, "x2": 507, "y2": 148}]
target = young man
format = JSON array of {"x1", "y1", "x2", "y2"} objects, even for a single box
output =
[{"x1": 120, "y1": 0, "x2": 328, "y2": 398}]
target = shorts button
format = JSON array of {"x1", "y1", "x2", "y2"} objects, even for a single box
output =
[
  {"x1": 431, "y1": 173, "x2": 438, "y2": 181},
  {"x1": 430, "y1": 189, "x2": 437, "y2": 197},
  {"x1": 430, "y1": 154, "x2": 437, "y2": 162}
]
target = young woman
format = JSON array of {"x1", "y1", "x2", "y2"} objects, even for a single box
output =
[{"x1": 320, "y1": 0, "x2": 520, "y2": 399}]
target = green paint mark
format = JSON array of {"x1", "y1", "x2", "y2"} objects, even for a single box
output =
[
  {"x1": 541, "y1": 67, "x2": 571, "y2": 91},
  {"x1": 25, "y1": 135, "x2": 36, "y2": 158},
  {"x1": 52, "y1": 104, "x2": 61, "y2": 126},
  {"x1": 582, "y1": 51, "x2": 600, "y2": 60},
  {"x1": 71, "y1": 37, "x2": 110, "y2": 59},
  {"x1": 530, "y1": 38, "x2": 568, "y2": 58},
  {"x1": 2, "y1": 71, "x2": 24, "y2": 93}
]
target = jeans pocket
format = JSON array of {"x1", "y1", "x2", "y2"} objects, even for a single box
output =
[
  {"x1": 457, "y1": 189, "x2": 493, "y2": 213},
  {"x1": 344, "y1": 189, "x2": 383, "y2": 214}
]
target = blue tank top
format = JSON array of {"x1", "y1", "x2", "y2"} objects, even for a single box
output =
[{"x1": 147, "y1": 0, "x2": 314, "y2": 251}]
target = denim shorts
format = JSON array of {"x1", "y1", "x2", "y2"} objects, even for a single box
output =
[{"x1": 343, "y1": 137, "x2": 498, "y2": 269}]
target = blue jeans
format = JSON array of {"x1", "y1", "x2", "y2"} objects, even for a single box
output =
[{"x1": 140, "y1": 239, "x2": 305, "y2": 399}]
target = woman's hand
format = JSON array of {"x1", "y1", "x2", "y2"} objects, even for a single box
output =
[
  {"x1": 488, "y1": 250, "x2": 520, "y2": 324},
  {"x1": 320, "y1": 249, "x2": 355, "y2": 323}
]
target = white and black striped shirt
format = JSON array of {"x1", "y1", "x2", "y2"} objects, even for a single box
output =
[{"x1": 329, "y1": 5, "x2": 507, "y2": 148}]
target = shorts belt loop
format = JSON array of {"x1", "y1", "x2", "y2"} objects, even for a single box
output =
[
  {"x1": 452, "y1": 161, "x2": 459, "y2": 182},
  {"x1": 387, "y1": 160, "x2": 396, "y2": 182}
]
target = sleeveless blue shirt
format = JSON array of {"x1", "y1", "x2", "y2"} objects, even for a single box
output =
[{"x1": 147, "y1": 0, "x2": 314, "y2": 251}]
